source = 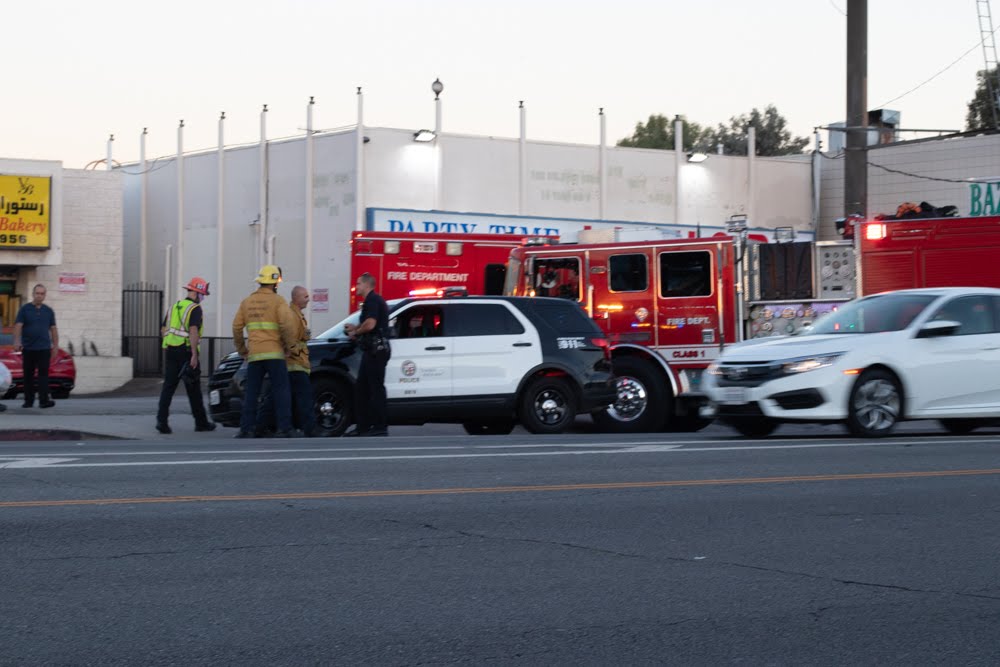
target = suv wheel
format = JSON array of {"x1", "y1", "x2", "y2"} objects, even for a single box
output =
[
  {"x1": 519, "y1": 376, "x2": 576, "y2": 434},
  {"x1": 846, "y1": 369, "x2": 902, "y2": 437},
  {"x1": 312, "y1": 377, "x2": 353, "y2": 437},
  {"x1": 592, "y1": 357, "x2": 669, "y2": 433},
  {"x1": 463, "y1": 420, "x2": 516, "y2": 436}
]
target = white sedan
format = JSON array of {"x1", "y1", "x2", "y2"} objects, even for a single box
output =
[{"x1": 703, "y1": 287, "x2": 1000, "y2": 437}]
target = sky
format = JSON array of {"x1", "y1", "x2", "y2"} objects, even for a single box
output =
[{"x1": 3, "y1": 0, "x2": 992, "y2": 167}]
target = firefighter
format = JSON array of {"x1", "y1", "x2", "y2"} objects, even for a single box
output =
[
  {"x1": 232, "y1": 265, "x2": 298, "y2": 438},
  {"x1": 156, "y1": 277, "x2": 216, "y2": 434}
]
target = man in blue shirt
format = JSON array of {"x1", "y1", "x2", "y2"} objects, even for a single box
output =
[{"x1": 13, "y1": 284, "x2": 59, "y2": 409}]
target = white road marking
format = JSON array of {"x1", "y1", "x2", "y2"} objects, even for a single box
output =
[
  {"x1": 0, "y1": 457, "x2": 80, "y2": 469},
  {"x1": 0, "y1": 437, "x2": 996, "y2": 470}
]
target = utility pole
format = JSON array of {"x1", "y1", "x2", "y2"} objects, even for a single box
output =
[{"x1": 844, "y1": 0, "x2": 867, "y2": 218}]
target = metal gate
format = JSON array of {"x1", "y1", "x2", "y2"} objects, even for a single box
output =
[{"x1": 122, "y1": 282, "x2": 164, "y2": 377}]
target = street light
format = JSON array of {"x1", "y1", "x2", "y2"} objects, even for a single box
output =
[{"x1": 432, "y1": 78, "x2": 444, "y2": 99}]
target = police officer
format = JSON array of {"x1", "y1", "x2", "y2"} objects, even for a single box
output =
[
  {"x1": 156, "y1": 277, "x2": 216, "y2": 434},
  {"x1": 232, "y1": 265, "x2": 297, "y2": 438},
  {"x1": 344, "y1": 272, "x2": 390, "y2": 437}
]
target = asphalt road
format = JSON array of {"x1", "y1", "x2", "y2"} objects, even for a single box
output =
[{"x1": 2, "y1": 427, "x2": 1000, "y2": 665}]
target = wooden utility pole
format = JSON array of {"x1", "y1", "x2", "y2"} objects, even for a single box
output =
[{"x1": 845, "y1": 0, "x2": 867, "y2": 217}]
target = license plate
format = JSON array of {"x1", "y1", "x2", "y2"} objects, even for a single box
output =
[
  {"x1": 720, "y1": 387, "x2": 749, "y2": 405},
  {"x1": 209, "y1": 390, "x2": 221, "y2": 406}
]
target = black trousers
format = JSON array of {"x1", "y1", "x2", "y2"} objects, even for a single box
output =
[
  {"x1": 157, "y1": 345, "x2": 211, "y2": 427},
  {"x1": 355, "y1": 349, "x2": 389, "y2": 432},
  {"x1": 22, "y1": 348, "x2": 51, "y2": 404}
]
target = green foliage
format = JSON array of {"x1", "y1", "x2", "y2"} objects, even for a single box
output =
[
  {"x1": 617, "y1": 106, "x2": 809, "y2": 156},
  {"x1": 617, "y1": 114, "x2": 714, "y2": 152},
  {"x1": 966, "y1": 67, "x2": 1000, "y2": 131}
]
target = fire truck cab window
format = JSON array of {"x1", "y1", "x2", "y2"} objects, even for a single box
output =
[
  {"x1": 392, "y1": 305, "x2": 446, "y2": 339},
  {"x1": 929, "y1": 295, "x2": 997, "y2": 335},
  {"x1": 449, "y1": 303, "x2": 526, "y2": 336},
  {"x1": 533, "y1": 258, "x2": 581, "y2": 301},
  {"x1": 660, "y1": 251, "x2": 711, "y2": 298},
  {"x1": 609, "y1": 254, "x2": 648, "y2": 292}
]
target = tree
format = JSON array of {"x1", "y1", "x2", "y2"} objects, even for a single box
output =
[
  {"x1": 617, "y1": 114, "x2": 714, "y2": 152},
  {"x1": 966, "y1": 66, "x2": 1000, "y2": 131},
  {"x1": 712, "y1": 105, "x2": 809, "y2": 156}
]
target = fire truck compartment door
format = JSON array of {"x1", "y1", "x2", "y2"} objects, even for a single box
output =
[{"x1": 385, "y1": 303, "x2": 453, "y2": 400}]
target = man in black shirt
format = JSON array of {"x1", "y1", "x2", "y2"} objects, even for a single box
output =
[
  {"x1": 344, "y1": 272, "x2": 391, "y2": 437},
  {"x1": 13, "y1": 284, "x2": 59, "y2": 409}
]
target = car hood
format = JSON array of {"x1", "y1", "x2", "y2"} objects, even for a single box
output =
[{"x1": 720, "y1": 333, "x2": 888, "y2": 362}]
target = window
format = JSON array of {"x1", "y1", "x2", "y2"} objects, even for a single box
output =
[
  {"x1": 391, "y1": 305, "x2": 446, "y2": 339},
  {"x1": 609, "y1": 254, "x2": 648, "y2": 292},
  {"x1": 532, "y1": 257, "x2": 581, "y2": 300},
  {"x1": 930, "y1": 295, "x2": 996, "y2": 335},
  {"x1": 660, "y1": 251, "x2": 712, "y2": 298},
  {"x1": 524, "y1": 300, "x2": 601, "y2": 335},
  {"x1": 449, "y1": 304, "x2": 525, "y2": 336}
]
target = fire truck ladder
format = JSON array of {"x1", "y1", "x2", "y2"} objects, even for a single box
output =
[{"x1": 977, "y1": 0, "x2": 1000, "y2": 129}]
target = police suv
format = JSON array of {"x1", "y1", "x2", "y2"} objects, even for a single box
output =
[{"x1": 208, "y1": 296, "x2": 616, "y2": 435}]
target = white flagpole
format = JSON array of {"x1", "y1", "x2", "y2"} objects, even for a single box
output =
[
  {"x1": 305, "y1": 96, "x2": 315, "y2": 328},
  {"x1": 355, "y1": 87, "x2": 365, "y2": 232},
  {"x1": 139, "y1": 127, "x2": 148, "y2": 284},
  {"x1": 519, "y1": 101, "x2": 526, "y2": 215},
  {"x1": 599, "y1": 109, "x2": 607, "y2": 220},
  {"x1": 216, "y1": 112, "x2": 226, "y2": 338},
  {"x1": 177, "y1": 120, "x2": 185, "y2": 306},
  {"x1": 259, "y1": 104, "x2": 268, "y2": 268}
]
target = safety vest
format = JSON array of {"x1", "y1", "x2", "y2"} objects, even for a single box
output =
[{"x1": 162, "y1": 298, "x2": 202, "y2": 349}]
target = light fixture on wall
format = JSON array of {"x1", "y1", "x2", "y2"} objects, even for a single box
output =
[
  {"x1": 686, "y1": 152, "x2": 709, "y2": 163},
  {"x1": 413, "y1": 129, "x2": 437, "y2": 142}
]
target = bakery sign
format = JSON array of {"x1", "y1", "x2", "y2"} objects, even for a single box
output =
[{"x1": 0, "y1": 175, "x2": 51, "y2": 250}]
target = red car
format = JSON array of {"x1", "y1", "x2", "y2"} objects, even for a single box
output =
[{"x1": 0, "y1": 328, "x2": 76, "y2": 400}]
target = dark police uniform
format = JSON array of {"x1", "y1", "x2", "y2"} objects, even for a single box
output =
[{"x1": 355, "y1": 289, "x2": 391, "y2": 435}]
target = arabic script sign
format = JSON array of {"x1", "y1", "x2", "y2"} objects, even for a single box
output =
[{"x1": 0, "y1": 175, "x2": 51, "y2": 250}]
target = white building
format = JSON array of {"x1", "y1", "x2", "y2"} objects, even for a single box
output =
[{"x1": 120, "y1": 105, "x2": 815, "y2": 337}]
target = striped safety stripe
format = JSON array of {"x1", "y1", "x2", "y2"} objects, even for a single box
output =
[
  {"x1": 246, "y1": 321, "x2": 280, "y2": 330},
  {"x1": 248, "y1": 351, "x2": 286, "y2": 362}
]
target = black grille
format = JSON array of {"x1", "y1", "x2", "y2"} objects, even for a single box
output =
[
  {"x1": 715, "y1": 362, "x2": 783, "y2": 387},
  {"x1": 716, "y1": 402, "x2": 766, "y2": 418},
  {"x1": 770, "y1": 389, "x2": 825, "y2": 410}
]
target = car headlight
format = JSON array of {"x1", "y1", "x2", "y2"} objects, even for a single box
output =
[
  {"x1": 706, "y1": 361, "x2": 721, "y2": 376},
  {"x1": 782, "y1": 353, "x2": 844, "y2": 374}
]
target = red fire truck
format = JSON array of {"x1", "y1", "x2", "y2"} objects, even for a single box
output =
[
  {"x1": 349, "y1": 231, "x2": 555, "y2": 310},
  {"x1": 858, "y1": 214, "x2": 1000, "y2": 293},
  {"x1": 504, "y1": 213, "x2": 1000, "y2": 434}
]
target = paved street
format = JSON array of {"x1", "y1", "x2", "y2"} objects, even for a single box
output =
[{"x1": 2, "y1": 410, "x2": 1000, "y2": 665}]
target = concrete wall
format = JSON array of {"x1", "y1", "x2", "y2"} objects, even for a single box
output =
[
  {"x1": 818, "y1": 133, "x2": 1000, "y2": 239},
  {"x1": 123, "y1": 126, "x2": 813, "y2": 331}
]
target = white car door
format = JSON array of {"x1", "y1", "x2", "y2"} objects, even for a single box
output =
[
  {"x1": 449, "y1": 302, "x2": 541, "y2": 397},
  {"x1": 907, "y1": 294, "x2": 1000, "y2": 414},
  {"x1": 385, "y1": 303, "x2": 453, "y2": 400}
]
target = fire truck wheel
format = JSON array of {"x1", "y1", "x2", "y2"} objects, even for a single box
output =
[
  {"x1": 312, "y1": 377, "x2": 354, "y2": 437},
  {"x1": 519, "y1": 376, "x2": 577, "y2": 434},
  {"x1": 846, "y1": 368, "x2": 902, "y2": 438},
  {"x1": 592, "y1": 357, "x2": 669, "y2": 433},
  {"x1": 723, "y1": 418, "x2": 778, "y2": 438},
  {"x1": 462, "y1": 420, "x2": 516, "y2": 436},
  {"x1": 938, "y1": 419, "x2": 980, "y2": 435}
]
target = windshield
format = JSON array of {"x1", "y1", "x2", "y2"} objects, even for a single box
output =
[
  {"x1": 808, "y1": 292, "x2": 938, "y2": 335},
  {"x1": 314, "y1": 299, "x2": 404, "y2": 340}
]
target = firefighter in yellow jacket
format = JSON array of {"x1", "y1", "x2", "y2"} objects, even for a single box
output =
[{"x1": 232, "y1": 265, "x2": 298, "y2": 438}]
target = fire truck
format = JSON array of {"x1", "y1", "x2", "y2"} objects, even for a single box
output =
[
  {"x1": 504, "y1": 214, "x2": 1000, "y2": 434},
  {"x1": 349, "y1": 230, "x2": 555, "y2": 310}
]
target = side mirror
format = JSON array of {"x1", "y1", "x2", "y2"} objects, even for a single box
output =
[{"x1": 916, "y1": 320, "x2": 961, "y2": 338}]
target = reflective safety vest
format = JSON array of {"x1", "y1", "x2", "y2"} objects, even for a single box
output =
[{"x1": 162, "y1": 298, "x2": 202, "y2": 349}]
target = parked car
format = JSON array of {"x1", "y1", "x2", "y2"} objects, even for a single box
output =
[
  {"x1": 703, "y1": 287, "x2": 1000, "y2": 437},
  {"x1": 209, "y1": 296, "x2": 616, "y2": 436},
  {"x1": 0, "y1": 328, "x2": 76, "y2": 400}
]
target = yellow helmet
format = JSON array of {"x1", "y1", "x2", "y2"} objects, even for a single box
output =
[{"x1": 255, "y1": 265, "x2": 283, "y2": 284}]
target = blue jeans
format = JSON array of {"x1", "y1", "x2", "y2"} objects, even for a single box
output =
[{"x1": 240, "y1": 359, "x2": 292, "y2": 433}]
